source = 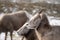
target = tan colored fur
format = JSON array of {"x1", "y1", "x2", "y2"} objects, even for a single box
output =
[
  {"x1": 22, "y1": 12, "x2": 52, "y2": 40},
  {"x1": 26, "y1": 13, "x2": 60, "y2": 40}
]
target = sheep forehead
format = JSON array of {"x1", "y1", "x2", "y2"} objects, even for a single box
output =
[
  {"x1": 29, "y1": 13, "x2": 41, "y2": 24},
  {"x1": 26, "y1": 14, "x2": 41, "y2": 29},
  {"x1": 28, "y1": 17, "x2": 41, "y2": 26}
]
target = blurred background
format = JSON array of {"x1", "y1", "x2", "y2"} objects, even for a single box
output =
[{"x1": 0, "y1": 0, "x2": 60, "y2": 40}]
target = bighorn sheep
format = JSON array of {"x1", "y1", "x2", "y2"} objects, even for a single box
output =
[
  {"x1": 17, "y1": 9, "x2": 44, "y2": 40},
  {"x1": 18, "y1": 10, "x2": 60, "y2": 40},
  {"x1": 0, "y1": 10, "x2": 32, "y2": 40}
]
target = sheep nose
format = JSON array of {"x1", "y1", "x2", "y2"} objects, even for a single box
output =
[{"x1": 17, "y1": 26, "x2": 30, "y2": 36}]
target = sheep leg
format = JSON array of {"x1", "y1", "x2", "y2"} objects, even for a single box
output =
[
  {"x1": 10, "y1": 32, "x2": 13, "y2": 40},
  {"x1": 5, "y1": 32, "x2": 7, "y2": 40}
]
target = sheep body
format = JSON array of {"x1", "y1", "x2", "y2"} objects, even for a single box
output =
[{"x1": 0, "y1": 10, "x2": 31, "y2": 40}]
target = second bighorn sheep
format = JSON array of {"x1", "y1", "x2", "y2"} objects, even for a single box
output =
[{"x1": 0, "y1": 10, "x2": 32, "y2": 40}]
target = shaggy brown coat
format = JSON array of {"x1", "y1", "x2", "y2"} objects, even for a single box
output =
[{"x1": 0, "y1": 11, "x2": 29, "y2": 40}]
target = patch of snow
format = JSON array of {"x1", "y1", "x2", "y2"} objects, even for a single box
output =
[
  {"x1": 0, "y1": 33, "x2": 5, "y2": 40},
  {"x1": 53, "y1": 11, "x2": 57, "y2": 14},
  {"x1": 55, "y1": 1, "x2": 59, "y2": 4},
  {"x1": 47, "y1": 16, "x2": 60, "y2": 26},
  {"x1": 0, "y1": 32, "x2": 23, "y2": 40},
  {"x1": 46, "y1": 1, "x2": 51, "y2": 3}
]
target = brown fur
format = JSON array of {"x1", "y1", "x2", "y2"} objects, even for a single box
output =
[
  {"x1": 0, "y1": 11, "x2": 29, "y2": 40},
  {"x1": 25, "y1": 12, "x2": 60, "y2": 40},
  {"x1": 22, "y1": 12, "x2": 52, "y2": 40},
  {"x1": 17, "y1": 10, "x2": 60, "y2": 40},
  {"x1": 26, "y1": 14, "x2": 50, "y2": 40}
]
